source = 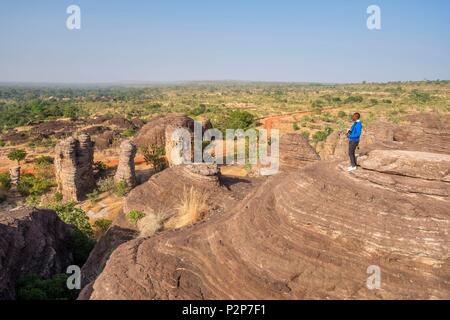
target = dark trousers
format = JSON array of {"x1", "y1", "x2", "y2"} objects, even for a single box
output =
[{"x1": 348, "y1": 140, "x2": 359, "y2": 167}]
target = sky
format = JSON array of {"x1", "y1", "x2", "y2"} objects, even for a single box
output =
[{"x1": 0, "y1": 0, "x2": 449, "y2": 84}]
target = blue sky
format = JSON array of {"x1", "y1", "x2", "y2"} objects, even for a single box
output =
[{"x1": 0, "y1": 0, "x2": 449, "y2": 83}]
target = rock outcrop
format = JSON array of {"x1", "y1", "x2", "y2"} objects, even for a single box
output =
[
  {"x1": 0, "y1": 208, "x2": 75, "y2": 300},
  {"x1": 8, "y1": 166, "x2": 20, "y2": 191},
  {"x1": 134, "y1": 115, "x2": 195, "y2": 153},
  {"x1": 317, "y1": 131, "x2": 348, "y2": 160},
  {"x1": 359, "y1": 150, "x2": 450, "y2": 181},
  {"x1": 279, "y1": 133, "x2": 320, "y2": 170},
  {"x1": 114, "y1": 140, "x2": 137, "y2": 190},
  {"x1": 79, "y1": 163, "x2": 241, "y2": 294},
  {"x1": 80, "y1": 114, "x2": 450, "y2": 300},
  {"x1": 122, "y1": 163, "x2": 221, "y2": 218},
  {"x1": 54, "y1": 134, "x2": 95, "y2": 202},
  {"x1": 165, "y1": 124, "x2": 194, "y2": 166},
  {"x1": 85, "y1": 157, "x2": 450, "y2": 300}
]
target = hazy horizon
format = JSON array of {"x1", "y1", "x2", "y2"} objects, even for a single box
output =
[
  {"x1": 0, "y1": 79, "x2": 449, "y2": 87},
  {"x1": 1, "y1": 0, "x2": 449, "y2": 83}
]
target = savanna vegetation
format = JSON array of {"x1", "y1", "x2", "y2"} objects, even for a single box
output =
[{"x1": 0, "y1": 81, "x2": 448, "y2": 132}]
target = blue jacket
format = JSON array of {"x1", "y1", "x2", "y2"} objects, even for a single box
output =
[{"x1": 348, "y1": 121, "x2": 362, "y2": 141}]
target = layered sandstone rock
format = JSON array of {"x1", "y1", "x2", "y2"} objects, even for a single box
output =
[
  {"x1": 86, "y1": 158, "x2": 450, "y2": 300},
  {"x1": 279, "y1": 133, "x2": 320, "y2": 170},
  {"x1": 8, "y1": 166, "x2": 20, "y2": 191},
  {"x1": 122, "y1": 163, "x2": 221, "y2": 216},
  {"x1": 317, "y1": 131, "x2": 348, "y2": 160},
  {"x1": 54, "y1": 134, "x2": 95, "y2": 202},
  {"x1": 359, "y1": 150, "x2": 450, "y2": 181},
  {"x1": 318, "y1": 121, "x2": 396, "y2": 160},
  {"x1": 114, "y1": 140, "x2": 137, "y2": 190},
  {"x1": 0, "y1": 208, "x2": 75, "y2": 300},
  {"x1": 79, "y1": 163, "x2": 232, "y2": 293},
  {"x1": 134, "y1": 115, "x2": 195, "y2": 152},
  {"x1": 80, "y1": 114, "x2": 450, "y2": 300}
]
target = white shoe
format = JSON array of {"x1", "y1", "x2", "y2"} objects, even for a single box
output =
[{"x1": 347, "y1": 166, "x2": 357, "y2": 172}]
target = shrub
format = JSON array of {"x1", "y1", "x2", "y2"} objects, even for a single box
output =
[
  {"x1": 344, "y1": 96, "x2": 363, "y2": 104},
  {"x1": 94, "y1": 161, "x2": 108, "y2": 172},
  {"x1": 70, "y1": 229, "x2": 95, "y2": 266},
  {"x1": 34, "y1": 156, "x2": 54, "y2": 166},
  {"x1": 17, "y1": 173, "x2": 53, "y2": 196},
  {"x1": 324, "y1": 126, "x2": 333, "y2": 136},
  {"x1": 54, "y1": 192, "x2": 63, "y2": 203},
  {"x1": 25, "y1": 195, "x2": 41, "y2": 207},
  {"x1": 94, "y1": 218, "x2": 112, "y2": 233},
  {"x1": 311, "y1": 100, "x2": 324, "y2": 113},
  {"x1": 16, "y1": 274, "x2": 75, "y2": 300},
  {"x1": 411, "y1": 89, "x2": 431, "y2": 103},
  {"x1": 28, "y1": 138, "x2": 56, "y2": 149},
  {"x1": 97, "y1": 176, "x2": 115, "y2": 193},
  {"x1": 63, "y1": 105, "x2": 78, "y2": 120},
  {"x1": 142, "y1": 144, "x2": 166, "y2": 172},
  {"x1": 312, "y1": 131, "x2": 328, "y2": 142},
  {"x1": 337, "y1": 111, "x2": 347, "y2": 118},
  {"x1": 115, "y1": 181, "x2": 127, "y2": 197},
  {"x1": 0, "y1": 172, "x2": 11, "y2": 190},
  {"x1": 312, "y1": 127, "x2": 333, "y2": 142},
  {"x1": 292, "y1": 122, "x2": 300, "y2": 131},
  {"x1": 190, "y1": 104, "x2": 207, "y2": 116},
  {"x1": 51, "y1": 202, "x2": 94, "y2": 265},
  {"x1": 300, "y1": 116, "x2": 313, "y2": 127},
  {"x1": 0, "y1": 139, "x2": 5, "y2": 147},
  {"x1": 319, "y1": 112, "x2": 334, "y2": 122},
  {"x1": 86, "y1": 189, "x2": 100, "y2": 204},
  {"x1": 301, "y1": 131, "x2": 310, "y2": 140},
  {"x1": 126, "y1": 210, "x2": 146, "y2": 226},
  {"x1": 52, "y1": 202, "x2": 93, "y2": 237},
  {"x1": 122, "y1": 128, "x2": 136, "y2": 138},
  {"x1": 382, "y1": 99, "x2": 393, "y2": 104}
]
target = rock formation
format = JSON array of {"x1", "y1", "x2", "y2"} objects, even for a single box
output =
[
  {"x1": 54, "y1": 134, "x2": 95, "y2": 202},
  {"x1": 114, "y1": 140, "x2": 137, "y2": 190},
  {"x1": 0, "y1": 208, "x2": 75, "y2": 299},
  {"x1": 85, "y1": 156, "x2": 450, "y2": 299},
  {"x1": 8, "y1": 166, "x2": 20, "y2": 191},
  {"x1": 134, "y1": 114, "x2": 195, "y2": 153},
  {"x1": 80, "y1": 114, "x2": 450, "y2": 300},
  {"x1": 359, "y1": 150, "x2": 450, "y2": 181},
  {"x1": 279, "y1": 133, "x2": 320, "y2": 170},
  {"x1": 317, "y1": 131, "x2": 348, "y2": 160},
  {"x1": 79, "y1": 163, "x2": 233, "y2": 294},
  {"x1": 165, "y1": 124, "x2": 193, "y2": 166}
]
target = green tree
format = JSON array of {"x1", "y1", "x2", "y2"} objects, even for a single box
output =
[
  {"x1": 220, "y1": 110, "x2": 255, "y2": 131},
  {"x1": 7, "y1": 149, "x2": 27, "y2": 165}
]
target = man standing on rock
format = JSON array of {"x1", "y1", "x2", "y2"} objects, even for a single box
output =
[{"x1": 347, "y1": 112, "x2": 362, "y2": 172}]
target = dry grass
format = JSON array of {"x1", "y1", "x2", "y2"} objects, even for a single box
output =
[
  {"x1": 137, "y1": 211, "x2": 170, "y2": 237},
  {"x1": 165, "y1": 186, "x2": 209, "y2": 229}
]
